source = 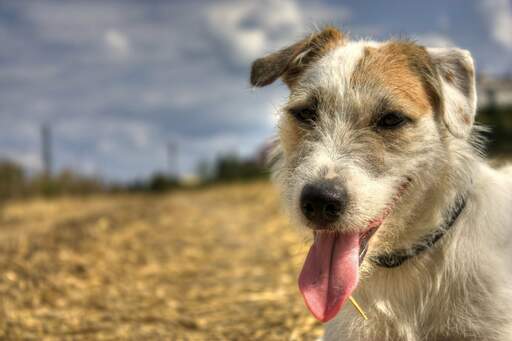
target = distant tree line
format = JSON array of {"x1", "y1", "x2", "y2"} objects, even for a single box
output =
[
  {"x1": 126, "y1": 152, "x2": 268, "y2": 193},
  {"x1": 0, "y1": 152, "x2": 269, "y2": 200},
  {"x1": 197, "y1": 152, "x2": 268, "y2": 183},
  {"x1": 0, "y1": 160, "x2": 104, "y2": 201}
]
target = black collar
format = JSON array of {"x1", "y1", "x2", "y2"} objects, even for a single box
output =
[{"x1": 370, "y1": 192, "x2": 467, "y2": 268}]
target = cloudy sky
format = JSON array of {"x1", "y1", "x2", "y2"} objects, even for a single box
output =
[{"x1": 1, "y1": 0, "x2": 511, "y2": 181}]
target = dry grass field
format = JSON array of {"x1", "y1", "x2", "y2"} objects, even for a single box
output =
[{"x1": 0, "y1": 181, "x2": 323, "y2": 340}]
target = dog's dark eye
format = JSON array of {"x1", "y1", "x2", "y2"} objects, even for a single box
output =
[
  {"x1": 291, "y1": 107, "x2": 317, "y2": 124},
  {"x1": 376, "y1": 112, "x2": 408, "y2": 129}
]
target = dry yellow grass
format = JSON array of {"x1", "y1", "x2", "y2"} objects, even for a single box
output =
[{"x1": 0, "y1": 181, "x2": 322, "y2": 340}]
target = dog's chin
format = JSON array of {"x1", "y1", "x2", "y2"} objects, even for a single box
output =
[{"x1": 365, "y1": 177, "x2": 411, "y2": 254}]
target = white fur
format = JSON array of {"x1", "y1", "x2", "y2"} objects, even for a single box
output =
[
  {"x1": 324, "y1": 162, "x2": 512, "y2": 341},
  {"x1": 266, "y1": 39, "x2": 512, "y2": 340}
]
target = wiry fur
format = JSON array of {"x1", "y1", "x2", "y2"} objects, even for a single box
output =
[{"x1": 251, "y1": 27, "x2": 512, "y2": 340}]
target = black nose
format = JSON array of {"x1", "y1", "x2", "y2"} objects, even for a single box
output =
[{"x1": 300, "y1": 180, "x2": 348, "y2": 228}]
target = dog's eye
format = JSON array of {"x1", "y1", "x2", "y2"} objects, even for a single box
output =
[
  {"x1": 290, "y1": 107, "x2": 317, "y2": 124},
  {"x1": 376, "y1": 112, "x2": 408, "y2": 129}
]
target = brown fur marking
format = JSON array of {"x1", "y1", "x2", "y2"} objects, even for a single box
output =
[
  {"x1": 278, "y1": 114, "x2": 306, "y2": 157},
  {"x1": 351, "y1": 41, "x2": 442, "y2": 119}
]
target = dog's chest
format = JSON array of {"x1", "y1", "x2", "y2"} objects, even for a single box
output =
[{"x1": 325, "y1": 259, "x2": 512, "y2": 341}]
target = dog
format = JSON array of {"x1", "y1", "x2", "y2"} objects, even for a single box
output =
[{"x1": 250, "y1": 27, "x2": 512, "y2": 341}]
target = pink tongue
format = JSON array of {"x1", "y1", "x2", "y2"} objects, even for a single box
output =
[{"x1": 298, "y1": 232, "x2": 360, "y2": 322}]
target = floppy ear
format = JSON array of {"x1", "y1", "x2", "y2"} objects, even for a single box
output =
[
  {"x1": 250, "y1": 27, "x2": 344, "y2": 88},
  {"x1": 428, "y1": 48, "x2": 477, "y2": 139}
]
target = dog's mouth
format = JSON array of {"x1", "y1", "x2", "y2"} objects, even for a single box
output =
[
  {"x1": 298, "y1": 179, "x2": 410, "y2": 323},
  {"x1": 358, "y1": 227, "x2": 377, "y2": 264}
]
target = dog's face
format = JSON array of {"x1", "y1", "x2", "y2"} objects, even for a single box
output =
[
  {"x1": 251, "y1": 27, "x2": 476, "y2": 256},
  {"x1": 251, "y1": 27, "x2": 477, "y2": 322},
  {"x1": 251, "y1": 27, "x2": 478, "y2": 321}
]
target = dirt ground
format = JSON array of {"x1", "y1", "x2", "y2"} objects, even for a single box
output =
[{"x1": 0, "y1": 181, "x2": 323, "y2": 340}]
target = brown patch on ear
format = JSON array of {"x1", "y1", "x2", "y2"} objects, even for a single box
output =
[
  {"x1": 436, "y1": 52, "x2": 473, "y2": 98},
  {"x1": 351, "y1": 41, "x2": 442, "y2": 118},
  {"x1": 250, "y1": 27, "x2": 344, "y2": 88}
]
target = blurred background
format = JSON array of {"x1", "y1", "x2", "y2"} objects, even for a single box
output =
[{"x1": 0, "y1": 0, "x2": 511, "y2": 340}]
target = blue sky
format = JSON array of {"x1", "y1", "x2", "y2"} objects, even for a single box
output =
[{"x1": 1, "y1": 0, "x2": 511, "y2": 181}]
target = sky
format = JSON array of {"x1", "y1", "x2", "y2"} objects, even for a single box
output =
[{"x1": 1, "y1": 0, "x2": 511, "y2": 181}]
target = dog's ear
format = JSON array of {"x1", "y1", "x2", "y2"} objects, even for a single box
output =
[
  {"x1": 250, "y1": 27, "x2": 344, "y2": 88},
  {"x1": 428, "y1": 48, "x2": 477, "y2": 139}
]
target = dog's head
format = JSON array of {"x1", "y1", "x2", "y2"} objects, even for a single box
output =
[{"x1": 250, "y1": 27, "x2": 477, "y2": 322}]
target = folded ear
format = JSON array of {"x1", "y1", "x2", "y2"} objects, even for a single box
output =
[
  {"x1": 428, "y1": 48, "x2": 477, "y2": 139},
  {"x1": 250, "y1": 27, "x2": 344, "y2": 88}
]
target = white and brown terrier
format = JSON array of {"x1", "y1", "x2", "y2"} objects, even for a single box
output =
[{"x1": 250, "y1": 27, "x2": 512, "y2": 341}]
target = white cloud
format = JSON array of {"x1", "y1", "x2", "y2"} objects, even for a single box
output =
[
  {"x1": 479, "y1": 0, "x2": 512, "y2": 50},
  {"x1": 58, "y1": 118, "x2": 153, "y2": 150},
  {"x1": 205, "y1": 0, "x2": 301, "y2": 64},
  {"x1": 205, "y1": 0, "x2": 350, "y2": 64},
  {"x1": 104, "y1": 29, "x2": 131, "y2": 59}
]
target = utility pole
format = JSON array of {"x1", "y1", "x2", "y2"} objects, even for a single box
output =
[
  {"x1": 167, "y1": 141, "x2": 178, "y2": 177},
  {"x1": 41, "y1": 123, "x2": 52, "y2": 177}
]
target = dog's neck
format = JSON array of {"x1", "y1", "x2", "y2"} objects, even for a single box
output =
[
  {"x1": 371, "y1": 191, "x2": 467, "y2": 268},
  {"x1": 384, "y1": 139, "x2": 478, "y2": 254},
  {"x1": 357, "y1": 139, "x2": 480, "y2": 295}
]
